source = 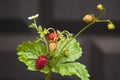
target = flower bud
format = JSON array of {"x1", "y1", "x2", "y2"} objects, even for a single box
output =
[
  {"x1": 43, "y1": 28, "x2": 49, "y2": 35},
  {"x1": 97, "y1": 4, "x2": 104, "y2": 11},
  {"x1": 107, "y1": 23, "x2": 115, "y2": 30},
  {"x1": 83, "y1": 14, "x2": 94, "y2": 23}
]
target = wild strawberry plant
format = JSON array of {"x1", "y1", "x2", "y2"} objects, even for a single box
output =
[{"x1": 16, "y1": 4, "x2": 115, "y2": 80}]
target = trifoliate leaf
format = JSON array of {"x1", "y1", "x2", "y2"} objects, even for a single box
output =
[
  {"x1": 52, "y1": 62, "x2": 90, "y2": 80},
  {"x1": 17, "y1": 41, "x2": 47, "y2": 71}
]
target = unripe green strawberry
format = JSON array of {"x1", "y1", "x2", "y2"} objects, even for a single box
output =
[
  {"x1": 97, "y1": 4, "x2": 104, "y2": 11},
  {"x1": 64, "y1": 49, "x2": 69, "y2": 57},
  {"x1": 49, "y1": 42, "x2": 57, "y2": 51},
  {"x1": 83, "y1": 14, "x2": 94, "y2": 23},
  {"x1": 43, "y1": 28, "x2": 49, "y2": 35},
  {"x1": 61, "y1": 37, "x2": 66, "y2": 42},
  {"x1": 107, "y1": 23, "x2": 115, "y2": 30}
]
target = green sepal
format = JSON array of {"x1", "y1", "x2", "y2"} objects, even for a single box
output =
[{"x1": 29, "y1": 23, "x2": 36, "y2": 28}]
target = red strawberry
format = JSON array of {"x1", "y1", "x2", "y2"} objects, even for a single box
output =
[
  {"x1": 48, "y1": 32, "x2": 59, "y2": 41},
  {"x1": 36, "y1": 55, "x2": 48, "y2": 69}
]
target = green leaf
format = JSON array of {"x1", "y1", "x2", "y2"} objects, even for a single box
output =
[
  {"x1": 52, "y1": 62, "x2": 90, "y2": 80},
  {"x1": 55, "y1": 38, "x2": 82, "y2": 64},
  {"x1": 40, "y1": 65, "x2": 50, "y2": 74},
  {"x1": 17, "y1": 41, "x2": 47, "y2": 71},
  {"x1": 38, "y1": 25, "x2": 43, "y2": 31}
]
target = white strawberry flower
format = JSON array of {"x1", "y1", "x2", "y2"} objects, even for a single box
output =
[{"x1": 28, "y1": 14, "x2": 39, "y2": 20}]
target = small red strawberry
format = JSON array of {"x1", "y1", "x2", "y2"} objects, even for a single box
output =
[
  {"x1": 48, "y1": 32, "x2": 59, "y2": 41},
  {"x1": 36, "y1": 55, "x2": 48, "y2": 69}
]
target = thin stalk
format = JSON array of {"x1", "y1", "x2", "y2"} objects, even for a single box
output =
[
  {"x1": 96, "y1": 9, "x2": 106, "y2": 19},
  {"x1": 48, "y1": 28, "x2": 56, "y2": 32},
  {"x1": 45, "y1": 71, "x2": 51, "y2": 80},
  {"x1": 60, "y1": 21, "x2": 95, "y2": 54},
  {"x1": 33, "y1": 19, "x2": 49, "y2": 52},
  {"x1": 33, "y1": 19, "x2": 38, "y2": 29},
  {"x1": 52, "y1": 8, "x2": 109, "y2": 57},
  {"x1": 61, "y1": 30, "x2": 72, "y2": 39},
  {"x1": 44, "y1": 38, "x2": 49, "y2": 52},
  {"x1": 95, "y1": 19, "x2": 111, "y2": 23},
  {"x1": 45, "y1": 51, "x2": 56, "y2": 80},
  {"x1": 74, "y1": 21, "x2": 95, "y2": 39},
  {"x1": 45, "y1": 56, "x2": 52, "y2": 80}
]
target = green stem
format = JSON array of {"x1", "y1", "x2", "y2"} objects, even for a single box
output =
[
  {"x1": 33, "y1": 19, "x2": 49, "y2": 52},
  {"x1": 60, "y1": 21, "x2": 95, "y2": 54},
  {"x1": 44, "y1": 38, "x2": 49, "y2": 52},
  {"x1": 74, "y1": 21, "x2": 95, "y2": 39},
  {"x1": 58, "y1": 8, "x2": 108, "y2": 55},
  {"x1": 33, "y1": 19, "x2": 38, "y2": 29},
  {"x1": 48, "y1": 28, "x2": 56, "y2": 32},
  {"x1": 95, "y1": 19, "x2": 112, "y2": 23},
  {"x1": 61, "y1": 30, "x2": 72, "y2": 39},
  {"x1": 45, "y1": 51, "x2": 56, "y2": 80},
  {"x1": 45, "y1": 71, "x2": 51, "y2": 80},
  {"x1": 96, "y1": 9, "x2": 106, "y2": 19}
]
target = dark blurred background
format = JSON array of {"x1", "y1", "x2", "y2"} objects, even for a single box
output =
[{"x1": 0, "y1": 0, "x2": 120, "y2": 80}]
